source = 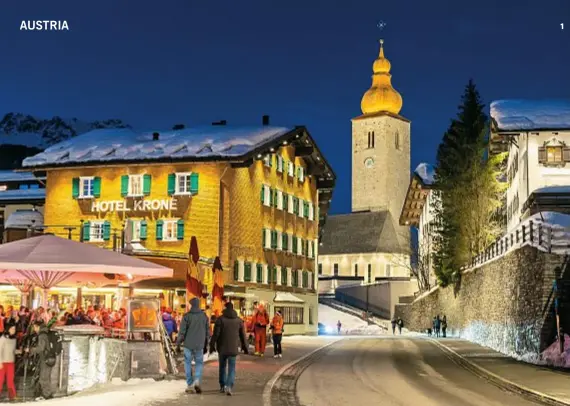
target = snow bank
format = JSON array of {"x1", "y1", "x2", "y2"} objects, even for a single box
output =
[
  {"x1": 318, "y1": 304, "x2": 385, "y2": 335},
  {"x1": 491, "y1": 99, "x2": 570, "y2": 131},
  {"x1": 414, "y1": 163, "x2": 435, "y2": 185},
  {"x1": 22, "y1": 125, "x2": 294, "y2": 167},
  {"x1": 528, "y1": 211, "x2": 570, "y2": 228}
]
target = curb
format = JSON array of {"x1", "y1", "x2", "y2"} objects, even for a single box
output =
[
  {"x1": 262, "y1": 339, "x2": 342, "y2": 406},
  {"x1": 429, "y1": 338, "x2": 570, "y2": 406}
]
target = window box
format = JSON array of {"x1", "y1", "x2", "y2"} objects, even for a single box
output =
[
  {"x1": 157, "y1": 219, "x2": 183, "y2": 241},
  {"x1": 168, "y1": 172, "x2": 199, "y2": 195}
]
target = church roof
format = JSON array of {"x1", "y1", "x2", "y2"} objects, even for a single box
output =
[{"x1": 319, "y1": 210, "x2": 404, "y2": 255}]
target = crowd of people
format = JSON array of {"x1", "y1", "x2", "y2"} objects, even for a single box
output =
[{"x1": 175, "y1": 297, "x2": 285, "y2": 396}]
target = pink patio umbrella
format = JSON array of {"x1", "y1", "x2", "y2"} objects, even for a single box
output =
[{"x1": 0, "y1": 235, "x2": 174, "y2": 306}]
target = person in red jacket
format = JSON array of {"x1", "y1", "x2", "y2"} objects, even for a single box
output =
[{"x1": 254, "y1": 303, "x2": 269, "y2": 356}]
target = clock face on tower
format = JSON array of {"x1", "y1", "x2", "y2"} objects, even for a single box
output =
[{"x1": 364, "y1": 157, "x2": 375, "y2": 168}]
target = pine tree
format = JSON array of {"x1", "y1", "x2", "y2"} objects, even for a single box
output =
[{"x1": 432, "y1": 80, "x2": 505, "y2": 286}]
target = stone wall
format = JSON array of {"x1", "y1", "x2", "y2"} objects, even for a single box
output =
[{"x1": 395, "y1": 245, "x2": 570, "y2": 360}]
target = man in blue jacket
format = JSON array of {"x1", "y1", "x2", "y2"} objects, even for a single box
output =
[{"x1": 176, "y1": 297, "x2": 210, "y2": 394}]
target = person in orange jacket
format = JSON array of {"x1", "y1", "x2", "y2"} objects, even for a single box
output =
[
  {"x1": 270, "y1": 311, "x2": 284, "y2": 358},
  {"x1": 253, "y1": 304, "x2": 269, "y2": 356}
]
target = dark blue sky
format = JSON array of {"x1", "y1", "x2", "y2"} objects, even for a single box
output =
[{"x1": 1, "y1": 1, "x2": 568, "y2": 214}]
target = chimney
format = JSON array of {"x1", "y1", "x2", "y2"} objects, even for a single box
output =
[
  {"x1": 152, "y1": 132, "x2": 160, "y2": 141},
  {"x1": 212, "y1": 120, "x2": 227, "y2": 126},
  {"x1": 262, "y1": 115, "x2": 270, "y2": 126}
]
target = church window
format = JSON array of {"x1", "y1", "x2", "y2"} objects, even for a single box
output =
[
  {"x1": 333, "y1": 263, "x2": 339, "y2": 276},
  {"x1": 354, "y1": 264, "x2": 358, "y2": 277},
  {"x1": 367, "y1": 131, "x2": 375, "y2": 149},
  {"x1": 318, "y1": 263, "x2": 322, "y2": 275},
  {"x1": 546, "y1": 146, "x2": 563, "y2": 163},
  {"x1": 395, "y1": 131, "x2": 400, "y2": 150}
]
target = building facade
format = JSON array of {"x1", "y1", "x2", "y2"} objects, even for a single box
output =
[
  {"x1": 399, "y1": 163, "x2": 438, "y2": 289},
  {"x1": 23, "y1": 122, "x2": 335, "y2": 335},
  {"x1": 490, "y1": 100, "x2": 570, "y2": 231}
]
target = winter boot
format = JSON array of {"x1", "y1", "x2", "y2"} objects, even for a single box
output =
[
  {"x1": 193, "y1": 380, "x2": 202, "y2": 394},
  {"x1": 226, "y1": 386, "x2": 233, "y2": 396},
  {"x1": 185, "y1": 385, "x2": 194, "y2": 394},
  {"x1": 220, "y1": 386, "x2": 226, "y2": 393}
]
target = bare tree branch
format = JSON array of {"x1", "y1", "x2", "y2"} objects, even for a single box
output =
[{"x1": 391, "y1": 231, "x2": 433, "y2": 293}]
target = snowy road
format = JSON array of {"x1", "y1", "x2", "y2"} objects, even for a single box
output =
[{"x1": 296, "y1": 337, "x2": 546, "y2": 406}]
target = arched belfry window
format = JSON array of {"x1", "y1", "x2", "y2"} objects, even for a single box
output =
[
  {"x1": 395, "y1": 131, "x2": 400, "y2": 150},
  {"x1": 367, "y1": 131, "x2": 375, "y2": 149}
]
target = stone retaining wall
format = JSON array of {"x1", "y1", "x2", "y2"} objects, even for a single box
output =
[{"x1": 395, "y1": 245, "x2": 570, "y2": 360}]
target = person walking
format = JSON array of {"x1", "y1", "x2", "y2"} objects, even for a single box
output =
[
  {"x1": 210, "y1": 302, "x2": 249, "y2": 396},
  {"x1": 27, "y1": 320, "x2": 53, "y2": 400},
  {"x1": 391, "y1": 317, "x2": 397, "y2": 335},
  {"x1": 397, "y1": 317, "x2": 404, "y2": 335},
  {"x1": 270, "y1": 311, "x2": 284, "y2": 358},
  {"x1": 253, "y1": 303, "x2": 269, "y2": 357},
  {"x1": 434, "y1": 315, "x2": 441, "y2": 338},
  {"x1": 176, "y1": 298, "x2": 210, "y2": 394},
  {"x1": 441, "y1": 315, "x2": 447, "y2": 338},
  {"x1": 337, "y1": 320, "x2": 342, "y2": 334},
  {"x1": 0, "y1": 325, "x2": 18, "y2": 401}
]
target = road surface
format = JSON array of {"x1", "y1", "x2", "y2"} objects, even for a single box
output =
[{"x1": 296, "y1": 337, "x2": 545, "y2": 406}]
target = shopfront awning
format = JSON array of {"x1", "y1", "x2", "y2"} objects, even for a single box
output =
[
  {"x1": 224, "y1": 291, "x2": 258, "y2": 299},
  {"x1": 274, "y1": 292, "x2": 304, "y2": 303}
]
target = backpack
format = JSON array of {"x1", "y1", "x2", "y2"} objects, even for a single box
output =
[{"x1": 44, "y1": 331, "x2": 63, "y2": 366}]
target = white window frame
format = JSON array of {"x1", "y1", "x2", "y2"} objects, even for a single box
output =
[
  {"x1": 287, "y1": 161, "x2": 294, "y2": 177},
  {"x1": 308, "y1": 271, "x2": 313, "y2": 289},
  {"x1": 287, "y1": 234, "x2": 293, "y2": 253},
  {"x1": 276, "y1": 190, "x2": 284, "y2": 210},
  {"x1": 298, "y1": 166, "x2": 305, "y2": 182},
  {"x1": 263, "y1": 154, "x2": 272, "y2": 167},
  {"x1": 163, "y1": 219, "x2": 178, "y2": 242},
  {"x1": 262, "y1": 185, "x2": 271, "y2": 207},
  {"x1": 308, "y1": 240, "x2": 313, "y2": 258},
  {"x1": 263, "y1": 229, "x2": 272, "y2": 249},
  {"x1": 287, "y1": 195, "x2": 294, "y2": 214},
  {"x1": 277, "y1": 155, "x2": 284, "y2": 172},
  {"x1": 90, "y1": 221, "x2": 105, "y2": 242},
  {"x1": 175, "y1": 172, "x2": 192, "y2": 195},
  {"x1": 296, "y1": 237, "x2": 303, "y2": 256},
  {"x1": 308, "y1": 203, "x2": 314, "y2": 221},
  {"x1": 79, "y1": 176, "x2": 95, "y2": 198},
  {"x1": 299, "y1": 199, "x2": 306, "y2": 218},
  {"x1": 128, "y1": 174, "x2": 144, "y2": 197},
  {"x1": 130, "y1": 219, "x2": 142, "y2": 242},
  {"x1": 276, "y1": 230, "x2": 283, "y2": 251}
]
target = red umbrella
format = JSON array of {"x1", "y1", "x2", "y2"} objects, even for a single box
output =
[
  {"x1": 186, "y1": 236, "x2": 203, "y2": 299},
  {"x1": 211, "y1": 257, "x2": 224, "y2": 315}
]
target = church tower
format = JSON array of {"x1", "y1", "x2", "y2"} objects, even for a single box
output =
[{"x1": 351, "y1": 40, "x2": 410, "y2": 237}]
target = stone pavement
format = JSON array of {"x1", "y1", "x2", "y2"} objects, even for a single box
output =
[
  {"x1": 151, "y1": 336, "x2": 338, "y2": 406},
  {"x1": 433, "y1": 338, "x2": 570, "y2": 405}
]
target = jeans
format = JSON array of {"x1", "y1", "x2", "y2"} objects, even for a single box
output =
[
  {"x1": 183, "y1": 348, "x2": 204, "y2": 386},
  {"x1": 272, "y1": 334, "x2": 282, "y2": 355},
  {"x1": 0, "y1": 362, "x2": 16, "y2": 400},
  {"x1": 218, "y1": 354, "x2": 237, "y2": 389}
]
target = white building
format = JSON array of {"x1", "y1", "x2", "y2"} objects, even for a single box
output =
[
  {"x1": 490, "y1": 100, "x2": 570, "y2": 231},
  {"x1": 399, "y1": 163, "x2": 438, "y2": 289}
]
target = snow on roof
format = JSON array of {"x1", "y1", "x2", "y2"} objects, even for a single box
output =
[
  {"x1": 414, "y1": 163, "x2": 435, "y2": 185},
  {"x1": 491, "y1": 99, "x2": 570, "y2": 131},
  {"x1": 22, "y1": 125, "x2": 295, "y2": 168},
  {"x1": 0, "y1": 188, "x2": 45, "y2": 202},
  {"x1": 0, "y1": 170, "x2": 44, "y2": 182},
  {"x1": 533, "y1": 186, "x2": 570, "y2": 194},
  {"x1": 274, "y1": 292, "x2": 304, "y2": 303},
  {"x1": 4, "y1": 210, "x2": 44, "y2": 229},
  {"x1": 529, "y1": 211, "x2": 570, "y2": 228}
]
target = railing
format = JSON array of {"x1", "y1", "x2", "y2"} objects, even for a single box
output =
[{"x1": 468, "y1": 217, "x2": 570, "y2": 269}]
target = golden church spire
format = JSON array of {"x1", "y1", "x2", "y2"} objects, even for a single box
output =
[{"x1": 360, "y1": 39, "x2": 403, "y2": 115}]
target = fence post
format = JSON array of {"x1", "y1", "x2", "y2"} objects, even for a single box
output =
[
  {"x1": 538, "y1": 223, "x2": 543, "y2": 246},
  {"x1": 79, "y1": 220, "x2": 84, "y2": 243},
  {"x1": 516, "y1": 229, "x2": 520, "y2": 244},
  {"x1": 113, "y1": 231, "x2": 118, "y2": 251},
  {"x1": 522, "y1": 225, "x2": 526, "y2": 243},
  {"x1": 530, "y1": 221, "x2": 534, "y2": 243}
]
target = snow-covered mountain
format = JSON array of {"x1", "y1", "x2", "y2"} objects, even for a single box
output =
[{"x1": 0, "y1": 112, "x2": 131, "y2": 148}]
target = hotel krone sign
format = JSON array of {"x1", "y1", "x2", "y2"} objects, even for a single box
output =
[{"x1": 90, "y1": 199, "x2": 177, "y2": 213}]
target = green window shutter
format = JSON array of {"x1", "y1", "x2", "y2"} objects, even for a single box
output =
[
  {"x1": 283, "y1": 193, "x2": 288, "y2": 211},
  {"x1": 140, "y1": 221, "x2": 148, "y2": 240},
  {"x1": 260, "y1": 186, "x2": 265, "y2": 204},
  {"x1": 176, "y1": 219, "x2": 185, "y2": 240},
  {"x1": 273, "y1": 190, "x2": 279, "y2": 207},
  {"x1": 234, "y1": 261, "x2": 239, "y2": 281},
  {"x1": 262, "y1": 229, "x2": 267, "y2": 248},
  {"x1": 293, "y1": 198, "x2": 299, "y2": 215},
  {"x1": 271, "y1": 230, "x2": 277, "y2": 249},
  {"x1": 143, "y1": 174, "x2": 152, "y2": 196},
  {"x1": 103, "y1": 221, "x2": 111, "y2": 241},
  {"x1": 82, "y1": 222, "x2": 91, "y2": 241},
  {"x1": 92, "y1": 177, "x2": 102, "y2": 198},
  {"x1": 304, "y1": 202, "x2": 309, "y2": 217},
  {"x1": 244, "y1": 262, "x2": 251, "y2": 282},
  {"x1": 121, "y1": 175, "x2": 129, "y2": 197},
  {"x1": 267, "y1": 266, "x2": 272, "y2": 283},
  {"x1": 269, "y1": 155, "x2": 273, "y2": 167},
  {"x1": 72, "y1": 178, "x2": 80, "y2": 198},
  {"x1": 156, "y1": 220, "x2": 164, "y2": 240},
  {"x1": 281, "y1": 269, "x2": 287, "y2": 285},
  {"x1": 256, "y1": 264, "x2": 263, "y2": 283},
  {"x1": 303, "y1": 271, "x2": 308, "y2": 288},
  {"x1": 292, "y1": 237, "x2": 297, "y2": 254},
  {"x1": 190, "y1": 173, "x2": 199, "y2": 195},
  {"x1": 167, "y1": 174, "x2": 176, "y2": 195},
  {"x1": 292, "y1": 270, "x2": 297, "y2": 287},
  {"x1": 272, "y1": 267, "x2": 277, "y2": 283},
  {"x1": 282, "y1": 233, "x2": 288, "y2": 251}
]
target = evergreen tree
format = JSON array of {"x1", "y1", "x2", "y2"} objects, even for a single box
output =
[{"x1": 432, "y1": 80, "x2": 505, "y2": 286}]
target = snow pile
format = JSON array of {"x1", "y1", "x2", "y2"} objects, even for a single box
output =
[
  {"x1": 4, "y1": 209, "x2": 44, "y2": 229},
  {"x1": 414, "y1": 163, "x2": 435, "y2": 185},
  {"x1": 1, "y1": 378, "x2": 188, "y2": 406},
  {"x1": 23, "y1": 125, "x2": 294, "y2": 167},
  {"x1": 490, "y1": 99, "x2": 570, "y2": 131},
  {"x1": 529, "y1": 211, "x2": 570, "y2": 228},
  {"x1": 318, "y1": 304, "x2": 385, "y2": 335}
]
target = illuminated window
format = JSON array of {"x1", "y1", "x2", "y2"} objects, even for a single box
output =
[
  {"x1": 175, "y1": 173, "x2": 192, "y2": 194},
  {"x1": 0, "y1": 185, "x2": 7, "y2": 191},
  {"x1": 79, "y1": 177, "x2": 94, "y2": 198},
  {"x1": 287, "y1": 161, "x2": 294, "y2": 177},
  {"x1": 547, "y1": 146, "x2": 563, "y2": 163},
  {"x1": 163, "y1": 220, "x2": 178, "y2": 242},
  {"x1": 90, "y1": 221, "x2": 105, "y2": 242},
  {"x1": 128, "y1": 175, "x2": 143, "y2": 196},
  {"x1": 275, "y1": 306, "x2": 304, "y2": 325}
]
